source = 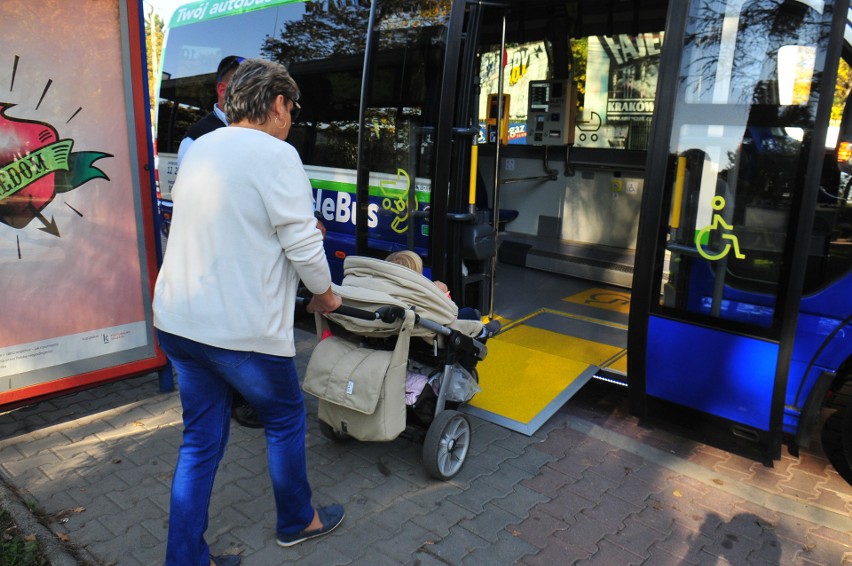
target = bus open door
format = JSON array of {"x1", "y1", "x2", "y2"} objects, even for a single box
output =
[{"x1": 629, "y1": 0, "x2": 852, "y2": 472}]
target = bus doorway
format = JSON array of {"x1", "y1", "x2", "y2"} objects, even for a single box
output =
[
  {"x1": 455, "y1": 1, "x2": 667, "y2": 434},
  {"x1": 454, "y1": 0, "x2": 851, "y2": 462},
  {"x1": 627, "y1": 0, "x2": 852, "y2": 468}
]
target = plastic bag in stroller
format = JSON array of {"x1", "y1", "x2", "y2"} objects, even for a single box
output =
[{"x1": 301, "y1": 256, "x2": 492, "y2": 480}]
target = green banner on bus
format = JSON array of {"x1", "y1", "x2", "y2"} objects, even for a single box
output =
[{"x1": 169, "y1": 0, "x2": 305, "y2": 28}]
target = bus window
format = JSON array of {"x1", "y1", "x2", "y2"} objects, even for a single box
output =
[
  {"x1": 156, "y1": 96, "x2": 205, "y2": 154},
  {"x1": 359, "y1": 1, "x2": 454, "y2": 261},
  {"x1": 265, "y1": 2, "x2": 370, "y2": 171},
  {"x1": 479, "y1": 40, "x2": 552, "y2": 144},
  {"x1": 157, "y1": 6, "x2": 286, "y2": 159},
  {"x1": 159, "y1": 1, "x2": 370, "y2": 171},
  {"x1": 477, "y1": 32, "x2": 663, "y2": 149},
  {"x1": 658, "y1": 0, "x2": 835, "y2": 331},
  {"x1": 262, "y1": 0, "x2": 373, "y2": 273},
  {"x1": 156, "y1": 1, "x2": 374, "y2": 273},
  {"x1": 805, "y1": 62, "x2": 852, "y2": 293}
]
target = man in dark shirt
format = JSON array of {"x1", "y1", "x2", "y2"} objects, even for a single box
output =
[{"x1": 177, "y1": 55, "x2": 243, "y2": 165}]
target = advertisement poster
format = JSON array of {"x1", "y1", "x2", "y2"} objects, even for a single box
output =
[
  {"x1": 0, "y1": 0, "x2": 163, "y2": 403},
  {"x1": 580, "y1": 33, "x2": 663, "y2": 149},
  {"x1": 479, "y1": 41, "x2": 551, "y2": 144}
]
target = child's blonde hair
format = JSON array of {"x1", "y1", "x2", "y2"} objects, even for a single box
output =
[{"x1": 386, "y1": 250, "x2": 423, "y2": 273}]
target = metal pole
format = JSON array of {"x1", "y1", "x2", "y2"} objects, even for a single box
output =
[{"x1": 487, "y1": 13, "x2": 507, "y2": 320}]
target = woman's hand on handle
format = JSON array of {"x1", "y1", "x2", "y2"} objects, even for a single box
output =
[{"x1": 306, "y1": 287, "x2": 341, "y2": 314}]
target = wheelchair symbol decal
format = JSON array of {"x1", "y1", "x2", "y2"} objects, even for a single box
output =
[
  {"x1": 585, "y1": 292, "x2": 630, "y2": 307},
  {"x1": 694, "y1": 196, "x2": 745, "y2": 261}
]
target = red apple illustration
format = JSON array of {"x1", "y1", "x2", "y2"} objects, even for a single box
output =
[{"x1": 0, "y1": 103, "x2": 60, "y2": 229}]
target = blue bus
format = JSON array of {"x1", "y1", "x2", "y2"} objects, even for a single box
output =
[{"x1": 154, "y1": 0, "x2": 852, "y2": 481}]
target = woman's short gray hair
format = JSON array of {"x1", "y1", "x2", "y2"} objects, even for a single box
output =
[{"x1": 224, "y1": 58, "x2": 299, "y2": 125}]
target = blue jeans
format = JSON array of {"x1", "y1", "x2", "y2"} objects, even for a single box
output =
[{"x1": 157, "y1": 330, "x2": 314, "y2": 566}]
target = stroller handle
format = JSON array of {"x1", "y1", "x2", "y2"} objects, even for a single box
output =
[
  {"x1": 334, "y1": 304, "x2": 408, "y2": 323},
  {"x1": 295, "y1": 295, "x2": 407, "y2": 323}
]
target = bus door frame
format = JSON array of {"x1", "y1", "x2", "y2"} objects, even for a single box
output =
[
  {"x1": 628, "y1": 0, "x2": 850, "y2": 463},
  {"x1": 354, "y1": 1, "x2": 378, "y2": 258},
  {"x1": 444, "y1": 0, "x2": 490, "y2": 300},
  {"x1": 353, "y1": 0, "x2": 470, "y2": 284}
]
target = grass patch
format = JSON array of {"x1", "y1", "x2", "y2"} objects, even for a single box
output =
[{"x1": 0, "y1": 508, "x2": 49, "y2": 566}]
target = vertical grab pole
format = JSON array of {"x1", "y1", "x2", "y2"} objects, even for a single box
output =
[
  {"x1": 354, "y1": 0, "x2": 379, "y2": 256},
  {"x1": 670, "y1": 156, "x2": 686, "y2": 230},
  {"x1": 468, "y1": 142, "x2": 479, "y2": 211},
  {"x1": 487, "y1": 12, "x2": 507, "y2": 320}
]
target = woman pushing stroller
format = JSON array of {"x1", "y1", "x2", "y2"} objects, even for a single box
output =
[{"x1": 153, "y1": 58, "x2": 344, "y2": 566}]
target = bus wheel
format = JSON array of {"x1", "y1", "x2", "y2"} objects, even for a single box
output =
[{"x1": 822, "y1": 380, "x2": 852, "y2": 485}]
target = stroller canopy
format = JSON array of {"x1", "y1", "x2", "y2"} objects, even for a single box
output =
[{"x1": 327, "y1": 256, "x2": 460, "y2": 337}]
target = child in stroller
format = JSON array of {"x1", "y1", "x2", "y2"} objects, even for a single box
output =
[
  {"x1": 385, "y1": 250, "x2": 500, "y2": 334},
  {"x1": 301, "y1": 255, "x2": 498, "y2": 480}
]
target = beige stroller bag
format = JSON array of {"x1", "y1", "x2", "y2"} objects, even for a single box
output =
[
  {"x1": 303, "y1": 309, "x2": 415, "y2": 441},
  {"x1": 301, "y1": 257, "x2": 491, "y2": 479}
]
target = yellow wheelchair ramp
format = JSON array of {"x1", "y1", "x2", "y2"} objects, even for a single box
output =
[{"x1": 463, "y1": 310, "x2": 626, "y2": 435}]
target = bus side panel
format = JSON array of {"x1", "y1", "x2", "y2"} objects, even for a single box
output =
[
  {"x1": 309, "y1": 167, "x2": 432, "y2": 281},
  {"x1": 799, "y1": 272, "x2": 852, "y2": 321},
  {"x1": 646, "y1": 316, "x2": 779, "y2": 430}
]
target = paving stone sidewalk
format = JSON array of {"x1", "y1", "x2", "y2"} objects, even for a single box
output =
[{"x1": 1, "y1": 327, "x2": 850, "y2": 565}]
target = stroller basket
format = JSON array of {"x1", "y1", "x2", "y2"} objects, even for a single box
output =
[{"x1": 301, "y1": 256, "x2": 491, "y2": 480}]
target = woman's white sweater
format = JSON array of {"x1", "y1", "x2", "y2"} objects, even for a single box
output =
[{"x1": 153, "y1": 126, "x2": 330, "y2": 357}]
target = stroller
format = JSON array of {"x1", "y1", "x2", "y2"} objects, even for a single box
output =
[{"x1": 301, "y1": 256, "x2": 495, "y2": 480}]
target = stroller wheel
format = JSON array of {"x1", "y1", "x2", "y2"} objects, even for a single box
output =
[
  {"x1": 423, "y1": 410, "x2": 471, "y2": 480},
  {"x1": 319, "y1": 420, "x2": 350, "y2": 443}
]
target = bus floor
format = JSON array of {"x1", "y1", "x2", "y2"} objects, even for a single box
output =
[{"x1": 464, "y1": 262, "x2": 630, "y2": 435}]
